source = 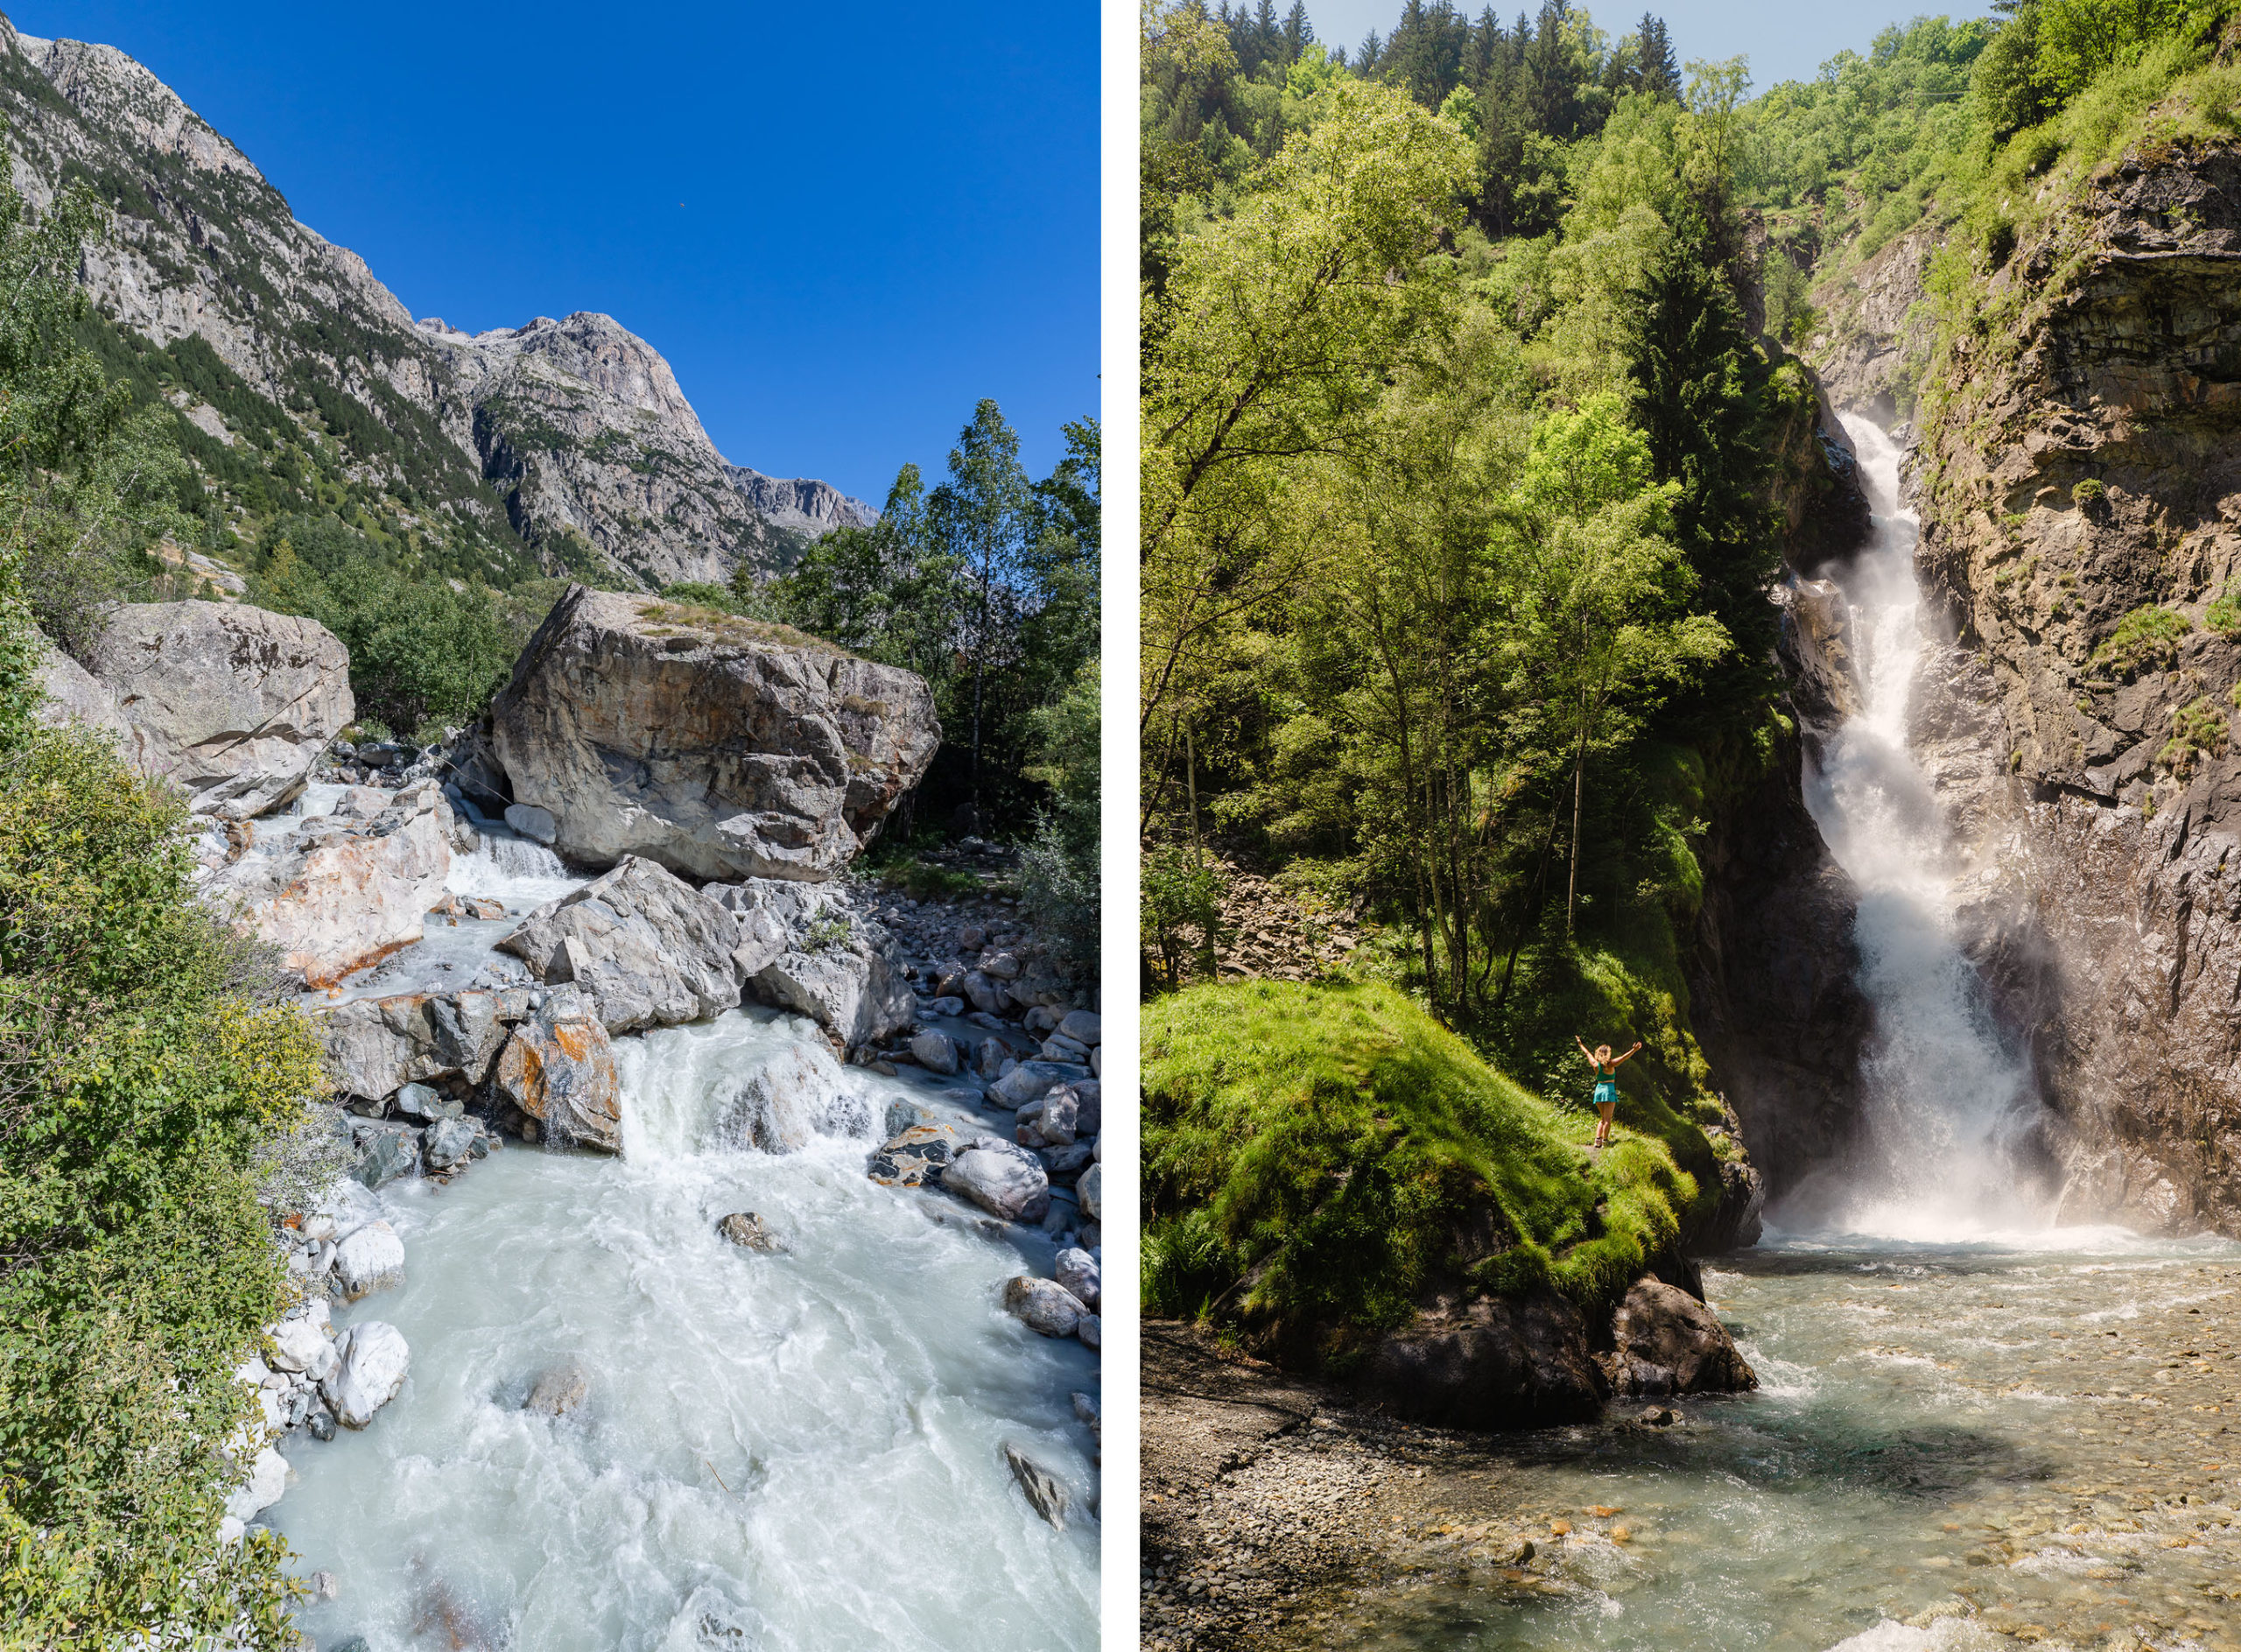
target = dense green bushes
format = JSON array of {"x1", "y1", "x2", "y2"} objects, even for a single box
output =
[{"x1": 1142, "y1": 980, "x2": 1698, "y2": 1346}]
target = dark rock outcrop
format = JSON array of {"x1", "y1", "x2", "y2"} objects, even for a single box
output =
[
  {"x1": 490, "y1": 586, "x2": 939, "y2": 882},
  {"x1": 1600, "y1": 1276, "x2": 1758, "y2": 1396},
  {"x1": 1354, "y1": 1290, "x2": 1605, "y2": 1430}
]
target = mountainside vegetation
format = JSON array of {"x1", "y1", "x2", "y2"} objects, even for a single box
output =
[
  {"x1": 1140, "y1": 0, "x2": 2241, "y2": 1346},
  {"x1": 0, "y1": 164, "x2": 320, "y2": 1649}
]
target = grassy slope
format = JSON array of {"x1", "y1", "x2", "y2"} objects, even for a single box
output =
[{"x1": 1142, "y1": 979, "x2": 1699, "y2": 1360}]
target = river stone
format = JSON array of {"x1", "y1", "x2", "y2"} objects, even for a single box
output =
[
  {"x1": 909, "y1": 1030, "x2": 959, "y2": 1075},
  {"x1": 1003, "y1": 1442, "x2": 1070, "y2": 1530},
  {"x1": 719, "y1": 1037, "x2": 868, "y2": 1153},
  {"x1": 718, "y1": 879, "x2": 915, "y2": 1048},
  {"x1": 868, "y1": 1121, "x2": 963, "y2": 1186},
  {"x1": 717, "y1": 1211, "x2": 783, "y2": 1251},
  {"x1": 224, "y1": 1445, "x2": 290, "y2": 1523},
  {"x1": 268, "y1": 1317, "x2": 336, "y2": 1381},
  {"x1": 989, "y1": 1060, "x2": 1089, "y2": 1111},
  {"x1": 945, "y1": 1139, "x2": 1051, "y2": 1224},
  {"x1": 350, "y1": 1128, "x2": 418, "y2": 1192},
  {"x1": 961, "y1": 969, "x2": 1010, "y2": 1016},
  {"x1": 975, "y1": 1036, "x2": 1008, "y2": 1079},
  {"x1": 499, "y1": 856, "x2": 745, "y2": 1032},
  {"x1": 1040, "y1": 1033, "x2": 1092, "y2": 1065},
  {"x1": 1038, "y1": 1141, "x2": 1094, "y2": 1182},
  {"x1": 205, "y1": 782, "x2": 453, "y2": 987},
  {"x1": 1003, "y1": 1275, "x2": 1087, "y2": 1337},
  {"x1": 1077, "y1": 1162, "x2": 1102, "y2": 1223},
  {"x1": 1358, "y1": 1290, "x2": 1605, "y2": 1430},
  {"x1": 490, "y1": 992, "x2": 622, "y2": 1153},
  {"x1": 1606, "y1": 1276, "x2": 1759, "y2": 1395},
  {"x1": 1054, "y1": 1247, "x2": 1101, "y2": 1311},
  {"x1": 322, "y1": 1321, "x2": 410, "y2": 1429},
  {"x1": 488, "y1": 585, "x2": 939, "y2": 881},
  {"x1": 1057, "y1": 1009, "x2": 1101, "y2": 1046},
  {"x1": 318, "y1": 989, "x2": 510, "y2": 1106},
  {"x1": 393, "y1": 1081, "x2": 462, "y2": 1122},
  {"x1": 332, "y1": 1220, "x2": 405, "y2": 1300},
  {"x1": 423, "y1": 1116, "x2": 480, "y2": 1172},
  {"x1": 1017, "y1": 1089, "x2": 1078, "y2": 1149},
  {"x1": 88, "y1": 600, "x2": 353, "y2": 819},
  {"x1": 523, "y1": 1360, "x2": 589, "y2": 1417},
  {"x1": 1076, "y1": 1313, "x2": 1100, "y2": 1351}
]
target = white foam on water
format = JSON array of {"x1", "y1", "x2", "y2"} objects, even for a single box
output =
[
  {"x1": 1794, "y1": 418, "x2": 2054, "y2": 1241},
  {"x1": 446, "y1": 826, "x2": 581, "y2": 911},
  {"x1": 270, "y1": 1007, "x2": 1098, "y2": 1649}
]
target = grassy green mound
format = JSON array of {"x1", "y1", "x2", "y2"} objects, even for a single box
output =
[{"x1": 1142, "y1": 980, "x2": 1701, "y2": 1359}]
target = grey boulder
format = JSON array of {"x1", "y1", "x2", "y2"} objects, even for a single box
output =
[
  {"x1": 1002, "y1": 1276, "x2": 1088, "y2": 1338},
  {"x1": 1054, "y1": 1248, "x2": 1101, "y2": 1312},
  {"x1": 321, "y1": 1321, "x2": 410, "y2": 1429},
  {"x1": 488, "y1": 585, "x2": 938, "y2": 882},
  {"x1": 89, "y1": 600, "x2": 352, "y2": 819},
  {"x1": 908, "y1": 1030, "x2": 959, "y2": 1075},
  {"x1": 943, "y1": 1138, "x2": 1051, "y2": 1224},
  {"x1": 489, "y1": 990, "x2": 622, "y2": 1152},
  {"x1": 1605, "y1": 1277, "x2": 1758, "y2": 1396},
  {"x1": 500, "y1": 855, "x2": 745, "y2": 1032},
  {"x1": 716, "y1": 879, "x2": 914, "y2": 1049}
]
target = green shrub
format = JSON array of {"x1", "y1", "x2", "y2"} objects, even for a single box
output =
[
  {"x1": 2072, "y1": 477, "x2": 2108, "y2": 509},
  {"x1": 0, "y1": 726, "x2": 327, "y2": 1645},
  {"x1": 1016, "y1": 662, "x2": 1099, "y2": 969},
  {"x1": 1142, "y1": 846, "x2": 1226, "y2": 989},
  {"x1": 659, "y1": 580, "x2": 739, "y2": 614},
  {"x1": 2090, "y1": 604, "x2": 2189, "y2": 678},
  {"x1": 2205, "y1": 581, "x2": 2241, "y2": 633},
  {"x1": 1141, "y1": 980, "x2": 1697, "y2": 1350}
]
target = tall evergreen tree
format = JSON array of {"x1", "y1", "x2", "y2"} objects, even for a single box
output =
[
  {"x1": 1637, "y1": 13, "x2": 1680, "y2": 99},
  {"x1": 1622, "y1": 221, "x2": 1780, "y2": 695},
  {"x1": 1282, "y1": 0, "x2": 1313, "y2": 58}
]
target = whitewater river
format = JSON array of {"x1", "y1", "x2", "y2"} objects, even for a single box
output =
[
  {"x1": 1282, "y1": 420, "x2": 2241, "y2": 1650},
  {"x1": 267, "y1": 818, "x2": 1099, "y2": 1650}
]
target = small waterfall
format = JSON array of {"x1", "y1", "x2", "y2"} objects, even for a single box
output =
[
  {"x1": 446, "y1": 826, "x2": 580, "y2": 908},
  {"x1": 1795, "y1": 417, "x2": 2047, "y2": 1238}
]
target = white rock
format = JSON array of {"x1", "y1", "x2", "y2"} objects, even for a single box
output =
[
  {"x1": 1057, "y1": 1009, "x2": 1101, "y2": 1046},
  {"x1": 331, "y1": 1220, "x2": 404, "y2": 1300},
  {"x1": 909, "y1": 1030, "x2": 959, "y2": 1075},
  {"x1": 268, "y1": 1316, "x2": 335, "y2": 1378},
  {"x1": 1055, "y1": 1247, "x2": 1101, "y2": 1311},
  {"x1": 1002, "y1": 1275, "x2": 1086, "y2": 1337},
  {"x1": 321, "y1": 1321, "x2": 410, "y2": 1429},
  {"x1": 989, "y1": 1060, "x2": 1089, "y2": 1110},
  {"x1": 944, "y1": 1140, "x2": 1051, "y2": 1223},
  {"x1": 720, "y1": 1037, "x2": 869, "y2": 1153},
  {"x1": 224, "y1": 1446, "x2": 289, "y2": 1522}
]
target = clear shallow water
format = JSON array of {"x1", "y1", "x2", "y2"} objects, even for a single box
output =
[
  {"x1": 272, "y1": 1008, "x2": 1099, "y2": 1648},
  {"x1": 1294, "y1": 1230, "x2": 2241, "y2": 1652}
]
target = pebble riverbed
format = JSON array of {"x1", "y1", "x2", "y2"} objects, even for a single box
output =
[{"x1": 1144, "y1": 1228, "x2": 2241, "y2": 1652}]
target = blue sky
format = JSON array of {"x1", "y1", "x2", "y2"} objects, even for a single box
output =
[
  {"x1": 1307, "y1": 0, "x2": 1999, "y2": 92},
  {"x1": 9, "y1": 2, "x2": 1100, "y2": 505}
]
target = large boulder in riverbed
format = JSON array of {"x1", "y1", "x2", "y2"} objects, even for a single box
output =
[
  {"x1": 716, "y1": 1038, "x2": 870, "y2": 1154},
  {"x1": 33, "y1": 642, "x2": 130, "y2": 748},
  {"x1": 317, "y1": 988, "x2": 512, "y2": 1104},
  {"x1": 498, "y1": 856, "x2": 744, "y2": 1032},
  {"x1": 489, "y1": 586, "x2": 938, "y2": 882},
  {"x1": 204, "y1": 782, "x2": 452, "y2": 988},
  {"x1": 321, "y1": 1321, "x2": 410, "y2": 1429},
  {"x1": 1603, "y1": 1276, "x2": 1758, "y2": 1397},
  {"x1": 713, "y1": 878, "x2": 914, "y2": 1049},
  {"x1": 942, "y1": 1137, "x2": 1051, "y2": 1224},
  {"x1": 1356, "y1": 1290, "x2": 1606, "y2": 1430},
  {"x1": 490, "y1": 990, "x2": 622, "y2": 1152},
  {"x1": 88, "y1": 600, "x2": 352, "y2": 818}
]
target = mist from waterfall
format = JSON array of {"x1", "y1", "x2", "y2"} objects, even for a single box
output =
[{"x1": 1792, "y1": 416, "x2": 2048, "y2": 1240}]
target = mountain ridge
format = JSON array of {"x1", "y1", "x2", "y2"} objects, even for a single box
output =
[{"x1": 0, "y1": 15, "x2": 872, "y2": 592}]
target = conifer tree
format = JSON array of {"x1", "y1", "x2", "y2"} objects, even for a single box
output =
[{"x1": 1637, "y1": 13, "x2": 1680, "y2": 99}]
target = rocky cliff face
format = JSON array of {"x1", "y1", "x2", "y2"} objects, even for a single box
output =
[
  {"x1": 1819, "y1": 141, "x2": 2241, "y2": 1234},
  {"x1": 0, "y1": 18, "x2": 871, "y2": 590}
]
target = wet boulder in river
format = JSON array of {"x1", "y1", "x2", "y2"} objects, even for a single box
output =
[
  {"x1": 321, "y1": 1321, "x2": 411, "y2": 1429},
  {"x1": 943, "y1": 1137, "x2": 1051, "y2": 1224},
  {"x1": 868, "y1": 1121, "x2": 963, "y2": 1186},
  {"x1": 713, "y1": 878, "x2": 914, "y2": 1048},
  {"x1": 717, "y1": 1037, "x2": 868, "y2": 1154},
  {"x1": 1357, "y1": 1290, "x2": 1605, "y2": 1430},
  {"x1": 88, "y1": 599, "x2": 353, "y2": 819},
  {"x1": 332, "y1": 1219, "x2": 405, "y2": 1299},
  {"x1": 499, "y1": 855, "x2": 744, "y2": 1032},
  {"x1": 1002, "y1": 1443, "x2": 1071, "y2": 1530},
  {"x1": 317, "y1": 988, "x2": 510, "y2": 1105},
  {"x1": 1002, "y1": 1276, "x2": 1087, "y2": 1338},
  {"x1": 716, "y1": 1211, "x2": 784, "y2": 1251},
  {"x1": 1054, "y1": 1247, "x2": 1100, "y2": 1311},
  {"x1": 489, "y1": 586, "x2": 938, "y2": 882},
  {"x1": 205, "y1": 782, "x2": 452, "y2": 988},
  {"x1": 489, "y1": 990, "x2": 622, "y2": 1153},
  {"x1": 1604, "y1": 1276, "x2": 1757, "y2": 1396}
]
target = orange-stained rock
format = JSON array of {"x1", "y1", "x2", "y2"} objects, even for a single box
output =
[{"x1": 491, "y1": 989, "x2": 622, "y2": 1153}]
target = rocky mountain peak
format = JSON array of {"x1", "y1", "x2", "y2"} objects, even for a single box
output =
[{"x1": 0, "y1": 11, "x2": 869, "y2": 592}]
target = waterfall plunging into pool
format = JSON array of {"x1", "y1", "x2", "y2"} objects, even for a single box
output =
[{"x1": 1794, "y1": 417, "x2": 2048, "y2": 1240}]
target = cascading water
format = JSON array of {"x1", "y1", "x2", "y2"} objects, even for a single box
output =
[
  {"x1": 1795, "y1": 417, "x2": 2047, "y2": 1240},
  {"x1": 273, "y1": 1009, "x2": 1099, "y2": 1650}
]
